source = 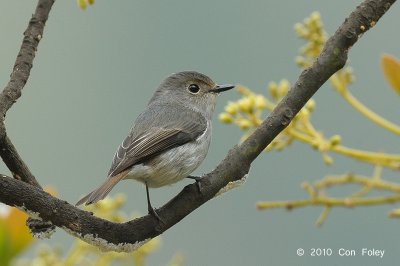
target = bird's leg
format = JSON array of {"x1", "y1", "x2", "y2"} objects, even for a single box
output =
[
  {"x1": 186, "y1": 175, "x2": 203, "y2": 193},
  {"x1": 145, "y1": 183, "x2": 163, "y2": 222}
]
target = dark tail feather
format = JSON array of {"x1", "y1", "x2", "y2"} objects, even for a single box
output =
[{"x1": 76, "y1": 171, "x2": 128, "y2": 206}]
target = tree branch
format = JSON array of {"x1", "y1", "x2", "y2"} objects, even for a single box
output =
[
  {"x1": 0, "y1": 0, "x2": 396, "y2": 252},
  {"x1": 0, "y1": 0, "x2": 56, "y2": 236},
  {"x1": 0, "y1": 0, "x2": 55, "y2": 186}
]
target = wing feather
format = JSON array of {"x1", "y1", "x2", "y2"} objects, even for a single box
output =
[{"x1": 107, "y1": 106, "x2": 207, "y2": 177}]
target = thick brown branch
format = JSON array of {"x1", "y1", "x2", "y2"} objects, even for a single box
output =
[
  {"x1": 0, "y1": 0, "x2": 56, "y2": 236},
  {"x1": 0, "y1": 0, "x2": 55, "y2": 186},
  {"x1": 0, "y1": 0, "x2": 396, "y2": 252}
]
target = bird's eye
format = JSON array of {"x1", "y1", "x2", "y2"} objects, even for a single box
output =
[{"x1": 187, "y1": 84, "x2": 200, "y2": 94}]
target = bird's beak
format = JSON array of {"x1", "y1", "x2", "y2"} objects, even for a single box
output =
[{"x1": 210, "y1": 84, "x2": 235, "y2": 93}]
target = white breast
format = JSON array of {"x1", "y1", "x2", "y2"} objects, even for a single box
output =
[{"x1": 126, "y1": 122, "x2": 212, "y2": 188}]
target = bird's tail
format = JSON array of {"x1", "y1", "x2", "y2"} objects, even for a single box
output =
[{"x1": 76, "y1": 171, "x2": 128, "y2": 206}]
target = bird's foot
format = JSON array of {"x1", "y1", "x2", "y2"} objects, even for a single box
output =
[
  {"x1": 186, "y1": 175, "x2": 203, "y2": 194},
  {"x1": 148, "y1": 206, "x2": 164, "y2": 224}
]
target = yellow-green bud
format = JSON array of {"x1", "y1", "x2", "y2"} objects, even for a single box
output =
[
  {"x1": 77, "y1": 0, "x2": 87, "y2": 9},
  {"x1": 278, "y1": 79, "x2": 290, "y2": 97},
  {"x1": 225, "y1": 102, "x2": 239, "y2": 115},
  {"x1": 330, "y1": 135, "x2": 341, "y2": 146},
  {"x1": 310, "y1": 12, "x2": 321, "y2": 22},
  {"x1": 295, "y1": 56, "x2": 307, "y2": 67},
  {"x1": 236, "y1": 119, "x2": 252, "y2": 130},
  {"x1": 301, "y1": 108, "x2": 310, "y2": 117},
  {"x1": 311, "y1": 141, "x2": 319, "y2": 150},
  {"x1": 255, "y1": 95, "x2": 267, "y2": 109},
  {"x1": 268, "y1": 81, "x2": 278, "y2": 99},
  {"x1": 238, "y1": 97, "x2": 253, "y2": 113},
  {"x1": 248, "y1": 95, "x2": 256, "y2": 109},
  {"x1": 219, "y1": 113, "x2": 233, "y2": 123},
  {"x1": 305, "y1": 99, "x2": 316, "y2": 112},
  {"x1": 294, "y1": 23, "x2": 307, "y2": 37}
]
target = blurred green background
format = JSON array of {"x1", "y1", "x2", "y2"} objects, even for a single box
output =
[{"x1": 1, "y1": 0, "x2": 400, "y2": 265}]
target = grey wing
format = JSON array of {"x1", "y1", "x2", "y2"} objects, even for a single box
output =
[{"x1": 107, "y1": 108, "x2": 207, "y2": 177}]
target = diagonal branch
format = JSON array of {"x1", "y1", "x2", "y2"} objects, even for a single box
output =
[
  {"x1": 0, "y1": 0, "x2": 56, "y2": 236},
  {"x1": 0, "y1": 0, "x2": 55, "y2": 187},
  {"x1": 0, "y1": 0, "x2": 396, "y2": 252}
]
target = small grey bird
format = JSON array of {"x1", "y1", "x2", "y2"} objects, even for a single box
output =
[{"x1": 76, "y1": 71, "x2": 234, "y2": 219}]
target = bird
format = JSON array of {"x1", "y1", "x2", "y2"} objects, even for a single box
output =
[{"x1": 76, "y1": 71, "x2": 234, "y2": 220}]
